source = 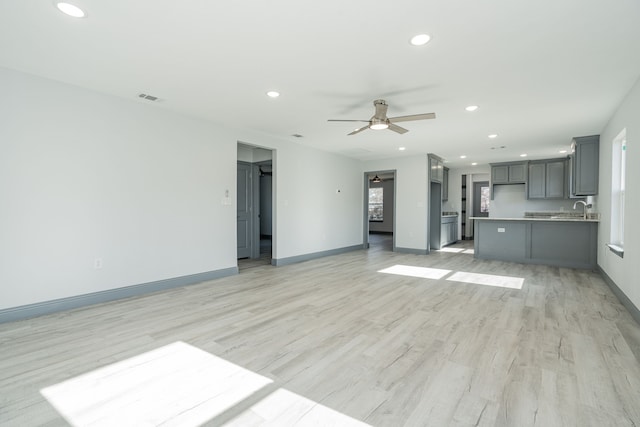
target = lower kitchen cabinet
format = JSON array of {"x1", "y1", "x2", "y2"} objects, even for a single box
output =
[
  {"x1": 473, "y1": 219, "x2": 597, "y2": 269},
  {"x1": 440, "y1": 216, "x2": 458, "y2": 247}
]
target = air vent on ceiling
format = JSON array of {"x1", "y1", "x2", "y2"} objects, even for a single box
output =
[
  {"x1": 138, "y1": 93, "x2": 159, "y2": 102},
  {"x1": 490, "y1": 145, "x2": 506, "y2": 150}
]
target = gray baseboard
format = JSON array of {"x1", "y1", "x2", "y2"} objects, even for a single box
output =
[
  {"x1": 273, "y1": 244, "x2": 362, "y2": 266},
  {"x1": 598, "y1": 265, "x2": 640, "y2": 325},
  {"x1": 0, "y1": 267, "x2": 238, "y2": 324},
  {"x1": 394, "y1": 247, "x2": 429, "y2": 255}
]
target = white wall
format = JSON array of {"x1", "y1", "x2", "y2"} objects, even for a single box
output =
[
  {"x1": 489, "y1": 185, "x2": 585, "y2": 218},
  {"x1": 596, "y1": 76, "x2": 640, "y2": 312},
  {"x1": 363, "y1": 156, "x2": 428, "y2": 251},
  {"x1": 0, "y1": 67, "x2": 364, "y2": 310},
  {"x1": 237, "y1": 145, "x2": 254, "y2": 162},
  {"x1": 0, "y1": 68, "x2": 237, "y2": 310},
  {"x1": 237, "y1": 144, "x2": 272, "y2": 163},
  {"x1": 272, "y1": 142, "x2": 363, "y2": 258}
]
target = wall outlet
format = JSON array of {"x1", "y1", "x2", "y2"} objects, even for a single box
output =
[
  {"x1": 498, "y1": 228, "x2": 506, "y2": 233},
  {"x1": 94, "y1": 258, "x2": 103, "y2": 269}
]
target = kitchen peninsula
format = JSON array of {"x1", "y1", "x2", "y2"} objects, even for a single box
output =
[{"x1": 471, "y1": 212, "x2": 599, "y2": 269}]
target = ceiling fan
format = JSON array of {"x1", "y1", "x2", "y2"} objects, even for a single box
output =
[{"x1": 328, "y1": 99, "x2": 436, "y2": 135}]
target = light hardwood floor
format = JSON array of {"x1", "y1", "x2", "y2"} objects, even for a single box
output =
[{"x1": 1, "y1": 238, "x2": 640, "y2": 426}]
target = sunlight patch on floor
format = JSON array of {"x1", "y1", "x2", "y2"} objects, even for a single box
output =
[
  {"x1": 378, "y1": 265, "x2": 451, "y2": 279},
  {"x1": 437, "y1": 247, "x2": 465, "y2": 253},
  {"x1": 41, "y1": 341, "x2": 272, "y2": 426},
  {"x1": 447, "y1": 271, "x2": 524, "y2": 289},
  {"x1": 462, "y1": 249, "x2": 475, "y2": 254},
  {"x1": 224, "y1": 388, "x2": 370, "y2": 426},
  {"x1": 41, "y1": 341, "x2": 371, "y2": 426}
]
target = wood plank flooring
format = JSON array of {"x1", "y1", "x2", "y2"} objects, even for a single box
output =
[{"x1": 1, "y1": 237, "x2": 639, "y2": 426}]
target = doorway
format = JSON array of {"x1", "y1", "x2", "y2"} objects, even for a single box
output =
[
  {"x1": 472, "y1": 181, "x2": 490, "y2": 218},
  {"x1": 237, "y1": 143, "x2": 274, "y2": 269},
  {"x1": 363, "y1": 171, "x2": 396, "y2": 252}
]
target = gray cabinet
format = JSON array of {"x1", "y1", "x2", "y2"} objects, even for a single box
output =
[
  {"x1": 442, "y1": 167, "x2": 449, "y2": 201},
  {"x1": 492, "y1": 165, "x2": 509, "y2": 183},
  {"x1": 490, "y1": 161, "x2": 527, "y2": 199},
  {"x1": 429, "y1": 155, "x2": 444, "y2": 182},
  {"x1": 492, "y1": 162, "x2": 527, "y2": 184},
  {"x1": 571, "y1": 135, "x2": 599, "y2": 196},
  {"x1": 474, "y1": 219, "x2": 598, "y2": 269},
  {"x1": 546, "y1": 160, "x2": 566, "y2": 198},
  {"x1": 527, "y1": 159, "x2": 566, "y2": 199},
  {"x1": 528, "y1": 162, "x2": 546, "y2": 198},
  {"x1": 440, "y1": 216, "x2": 458, "y2": 247}
]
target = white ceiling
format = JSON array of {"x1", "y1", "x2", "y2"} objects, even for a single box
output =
[{"x1": 2, "y1": 0, "x2": 639, "y2": 168}]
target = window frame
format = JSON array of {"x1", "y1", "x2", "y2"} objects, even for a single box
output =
[
  {"x1": 608, "y1": 128, "x2": 626, "y2": 257},
  {"x1": 368, "y1": 187, "x2": 384, "y2": 222}
]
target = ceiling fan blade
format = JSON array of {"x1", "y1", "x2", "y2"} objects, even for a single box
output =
[
  {"x1": 388, "y1": 123, "x2": 409, "y2": 134},
  {"x1": 388, "y1": 112, "x2": 436, "y2": 123},
  {"x1": 373, "y1": 99, "x2": 389, "y2": 119},
  {"x1": 348, "y1": 125, "x2": 370, "y2": 136},
  {"x1": 328, "y1": 119, "x2": 370, "y2": 122}
]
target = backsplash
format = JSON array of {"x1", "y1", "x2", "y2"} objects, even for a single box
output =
[
  {"x1": 524, "y1": 211, "x2": 600, "y2": 220},
  {"x1": 489, "y1": 184, "x2": 586, "y2": 218}
]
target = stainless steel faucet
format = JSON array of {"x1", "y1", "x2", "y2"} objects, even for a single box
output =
[{"x1": 573, "y1": 200, "x2": 592, "y2": 220}]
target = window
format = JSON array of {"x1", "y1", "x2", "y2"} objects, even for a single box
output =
[
  {"x1": 369, "y1": 187, "x2": 384, "y2": 221},
  {"x1": 480, "y1": 185, "x2": 490, "y2": 213},
  {"x1": 609, "y1": 128, "x2": 626, "y2": 257}
]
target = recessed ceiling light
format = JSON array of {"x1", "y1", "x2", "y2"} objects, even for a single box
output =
[
  {"x1": 488, "y1": 134, "x2": 498, "y2": 139},
  {"x1": 55, "y1": 2, "x2": 86, "y2": 18},
  {"x1": 472, "y1": 162, "x2": 478, "y2": 166},
  {"x1": 465, "y1": 105, "x2": 479, "y2": 112},
  {"x1": 520, "y1": 154, "x2": 527, "y2": 157},
  {"x1": 398, "y1": 147, "x2": 406, "y2": 151},
  {"x1": 410, "y1": 34, "x2": 431, "y2": 46},
  {"x1": 460, "y1": 155, "x2": 467, "y2": 159},
  {"x1": 559, "y1": 150, "x2": 567, "y2": 153},
  {"x1": 266, "y1": 91, "x2": 280, "y2": 98}
]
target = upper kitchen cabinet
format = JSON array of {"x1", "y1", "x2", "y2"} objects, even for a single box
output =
[
  {"x1": 527, "y1": 159, "x2": 567, "y2": 199},
  {"x1": 570, "y1": 135, "x2": 599, "y2": 196},
  {"x1": 491, "y1": 162, "x2": 527, "y2": 184},
  {"x1": 442, "y1": 167, "x2": 449, "y2": 201},
  {"x1": 490, "y1": 161, "x2": 527, "y2": 199},
  {"x1": 429, "y1": 154, "x2": 444, "y2": 183}
]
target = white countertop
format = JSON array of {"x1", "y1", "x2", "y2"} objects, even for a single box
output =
[{"x1": 470, "y1": 216, "x2": 600, "y2": 223}]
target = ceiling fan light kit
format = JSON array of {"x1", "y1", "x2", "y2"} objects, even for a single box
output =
[
  {"x1": 370, "y1": 118, "x2": 389, "y2": 130},
  {"x1": 328, "y1": 99, "x2": 435, "y2": 135}
]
